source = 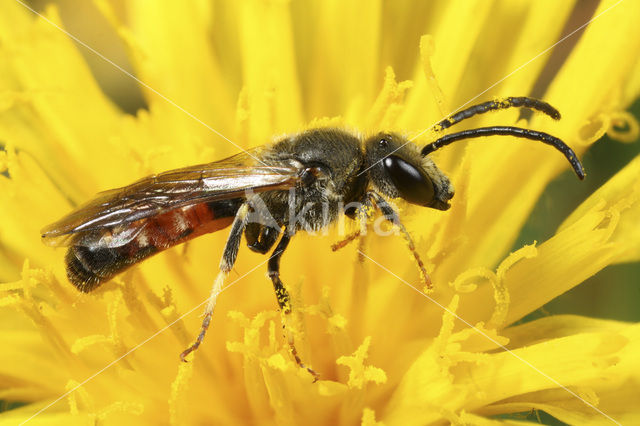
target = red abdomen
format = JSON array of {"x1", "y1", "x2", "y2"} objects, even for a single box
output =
[{"x1": 66, "y1": 199, "x2": 242, "y2": 291}]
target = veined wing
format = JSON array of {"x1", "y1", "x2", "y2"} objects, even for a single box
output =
[{"x1": 42, "y1": 149, "x2": 301, "y2": 247}]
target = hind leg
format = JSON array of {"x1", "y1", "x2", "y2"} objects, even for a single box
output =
[{"x1": 180, "y1": 203, "x2": 249, "y2": 361}]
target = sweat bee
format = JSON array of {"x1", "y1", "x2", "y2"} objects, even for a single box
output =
[{"x1": 42, "y1": 97, "x2": 585, "y2": 379}]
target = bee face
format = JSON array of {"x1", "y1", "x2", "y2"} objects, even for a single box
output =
[{"x1": 364, "y1": 132, "x2": 454, "y2": 210}]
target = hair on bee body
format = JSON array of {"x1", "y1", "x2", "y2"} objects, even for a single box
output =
[{"x1": 42, "y1": 96, "x2": 585, "y2": 381}]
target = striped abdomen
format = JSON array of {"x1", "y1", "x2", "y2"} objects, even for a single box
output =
[{"x1": 66, "y1": 199, "x2": 242, "y2": 292}]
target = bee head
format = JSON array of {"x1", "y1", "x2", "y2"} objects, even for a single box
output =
[
  {"x1": 362, "y1": 98, "x2": 586, "y2": 212},
  {"x1": 364, "y1": 132, "x2": 454, "y2": 210}
]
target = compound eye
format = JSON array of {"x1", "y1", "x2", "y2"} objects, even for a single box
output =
[{"x1": 383, "y1": 155, "x2": 435, "y2": 206}]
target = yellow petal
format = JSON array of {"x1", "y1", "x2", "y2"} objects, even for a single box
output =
[
  {"x1": 387, "y1": 314, "x2": 640, "y2": 425},
  {"x1": 561, "y1": 154, "x2": 640, "y2": 263}
]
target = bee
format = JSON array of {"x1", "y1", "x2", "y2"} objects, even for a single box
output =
[{"x1": 42, "y1": 97, "x2": 585, "y2": 379}]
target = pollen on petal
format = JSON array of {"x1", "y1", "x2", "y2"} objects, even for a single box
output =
[
  {"x1": 577, "y1": 113, "x2": 610, "y2": 146},
  {"x1": 608, "y1": 110, "x2": 640, "y2": 143},
  {"x1": 328, "y1": 314, "x2": 347, "y2": 331},
  {"x1": 266, "y1": 353, "x2": 288, "y2": 372},
  {"x1": 419, "y1": 34, "x2": 449, "y2": 119},
  {"x1": 226, "y1": 310, "x2": 279, "y2": 356},
  {"x1": 169, "y1": 360, "x2": 194, "y2": 425},
  {"x1": 490, "y1": 243, "x2": 538, "y2": 327},
  {"x1": 96, "y1": 400, "x2": 144, "y2": 421},
  {"x1": 71, "y1": 334, "x2": 112, "y2": 355},
  {"x1": 336, "y1": 337, "x2": 387, "y2": 390},
  {"x1": 65, "y1": 379, "x2": 95, "y2": 416},
  {"x1": 450, "y1": 267, "x2": 496, "y2": 293},
  {"x1": 367, "y1": 67, "x2": 413, "y2": 130},
  {"x1": 361, "y1": 407, "x2": 384, "y2": 426}
]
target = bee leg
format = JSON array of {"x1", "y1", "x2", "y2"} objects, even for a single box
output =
[
  {"x1": 268, "y1": 229, "x2": 319, "y2": 382},
  {"x1": 330, "y1": 230, "x2": 361, "y2": 251},
  {"x1": 354, "y1": 196, "x2": 376, "y2": 263},
  {"x1": 368, "y1": 192, "x2": 432, "y2": 289},
  {"x1": 245, "y1": 222, "x2": 280, "y2": 254},
  {"x1": 332, "y1": 201, "x2": 372, "y2": 252},
  {"x1": 180, "y1": 203, "x2": 250, "y2": 361}
]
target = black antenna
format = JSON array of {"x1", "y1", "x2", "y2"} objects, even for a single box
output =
[
  {"x1": 432, "y1": 97, "x2": 561, "y2": 132},
  {"x1": 421, "y1": 126, "x2": 585, "y2": 180}
]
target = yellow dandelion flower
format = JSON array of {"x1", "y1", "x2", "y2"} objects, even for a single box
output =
[{"x1": 1, "y1": 1, "x2": 640, "y2": 425}]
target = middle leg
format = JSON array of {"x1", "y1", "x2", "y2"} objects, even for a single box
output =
[
  {"x1": 268, "y1": 229, "x2": 319, "y2": 381},
  {"x1": 332, "y1": 199, "x2": 374, "y2": 261}
]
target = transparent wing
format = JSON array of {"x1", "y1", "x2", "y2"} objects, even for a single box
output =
[{"x1": 42, "y1": 149, "x2": 301, "y2": 247}]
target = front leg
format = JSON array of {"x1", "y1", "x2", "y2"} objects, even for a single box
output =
[
  {"x1": 268, "y1": 229, "x2": 319, "y2": 381},
  {"x1": 332, "y1": 192, "x2": 431, "y2": 288},
  {"x1": 331, "y1": 229, "x2": 361, "y2": 251},
  {"x1": 331, "y1": 196, "x2": 374, "y2": 253},
  {"x1": 366, "y1": 192, "x2": 432, "y2": 289}
]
